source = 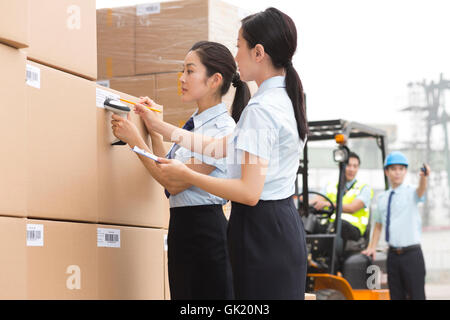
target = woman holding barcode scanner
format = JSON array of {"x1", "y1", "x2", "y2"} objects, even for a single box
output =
[
  {"x1": 132, "y1": 7, "x2": 309, "y2": 300},
  {"x1": 111, "y1": 41, "x2": 251, "y2": 299}
]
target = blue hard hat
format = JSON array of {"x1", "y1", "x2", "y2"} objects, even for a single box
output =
[{"x1": 384, "y1": 151, "x2": 409, "y2": 168}]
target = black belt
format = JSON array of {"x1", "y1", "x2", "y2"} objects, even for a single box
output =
[{"x1": 389, "y1": 244, "x2": 421, "y2": 255}]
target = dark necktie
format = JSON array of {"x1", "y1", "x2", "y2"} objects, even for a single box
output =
[
  {"x1": 385, "y1": 190, "x2": 395, "y2": 243},
  {"x1": 164, "y1": 117, "x2": 195, "y2": 198}
]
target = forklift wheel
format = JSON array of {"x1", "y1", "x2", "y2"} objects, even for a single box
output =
[{"x1": 314, "y1": 289, "x2": 346, "y2": 300}]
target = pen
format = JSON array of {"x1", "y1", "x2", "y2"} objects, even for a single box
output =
[{"x1": 119, "y1": 98, "x2": 162, "y2": 113}]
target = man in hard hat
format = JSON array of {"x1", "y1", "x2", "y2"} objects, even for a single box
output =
[
  {"x1": 312, "y1": 152, "x2": 373, "y2": 243},
  {"x1": 362, "y1": 151, "x2": 430, "y2": 300}
]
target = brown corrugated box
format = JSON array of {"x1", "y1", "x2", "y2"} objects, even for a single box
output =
[
  {"x1": 97, "y1": 6, "x2": 135, "y2": 79},
  {"x1": 0, "y1": 0, "x2": 29, "y2": 48},
  {"x1": 26, "y1": 219, "x2": 98, "y2": 299},
  {"x1": 98, "y1": 74, "x2": 156, "y2": 100},
  {"x1": 135, "y1": 0, "x2": 242, "y2": 75},
  {"x1": 1, "y1": 218, "x2": 166, "y2": 300},
  {"x1": 96, "y1": 85, "x2": 170, "y2": 229},
  {"x1": 25, "y1": 0, "x2": 97, "y2": 80},
  {"x1": 0, "y1": 44, "x2": 27, "y2": 217},
  {"x1": 26, "y1": 60, "x2": 98, "y2": 223},
  {"x1": 97, "y1": 224, "x2": 166, "y2": 299},
  {"x1": 0, "y1": 217, "x2": 27, "y2": 299},
  {"x1": 24, "y1": 61, "x2": 168, "y2": 228},
  {"x1": 135, "y1": 0, "x2": 208, "y2": 75}
]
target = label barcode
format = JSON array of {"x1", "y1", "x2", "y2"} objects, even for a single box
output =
[
  {"x1": 26, "y1": 70, "x2": 39, "y2": 82},
  {"x1": 27, "y1": 230, "x2": 42, "y2": 241},
  {"x1": 26, "y1": 224, "x2": 44, "y2": 246},
  {"x1": 26, "y1": 64, "x2": 41, "y2": 89},
  {"x1": 105, "y1": 233, "x2": 119, "y2": 242},
  {"x1": 137, "y1": 3, "x2": 160, "y2": 16},
  {"x1": 97, "y1": 228, "x2": 120, "y2": 248},
  {"x1": 145, "y1": 5, "x2": 158, "y2": 12}
]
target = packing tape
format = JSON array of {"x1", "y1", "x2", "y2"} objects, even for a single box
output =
[
  {"x1": 107, "y1": 8, "x2": 113, "y2": 27},
  {"x1": 177, "y1": 72, "x2": 182, "y2": 96},
  {"x1": 106, "y1": 57, "x2": 113, "y2": 79}
]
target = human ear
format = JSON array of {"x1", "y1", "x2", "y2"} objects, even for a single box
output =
[
  {"x1": 254, "y1": 44, "x2": 265, "y2": 63},
  {"x1": 208, "y1": 72, "x2": 223, "y2": 90}
]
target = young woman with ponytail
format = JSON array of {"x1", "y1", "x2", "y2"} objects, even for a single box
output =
[
  {"x1": 111, "y1": 41, "x2": 250, "y2": 300},
  {"x1": 128, "y1": 7, "x2": 309, "y2": 300}
]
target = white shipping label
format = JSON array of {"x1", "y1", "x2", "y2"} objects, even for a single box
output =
[
  {"x1": 97, "y1": 228, "x2": 120, "y2": 248},
  {"x1": 27, "y1": 224, "x2": 44, "y2": 247},
  {"x1": 96, "y1": 80, "x2": 110, "y2": 88},
  {"x1": 136, "y1": 3, "x2": 161, "y2": 16},
  {"x1": 96, "y1": 87, "x2": 120, "y2": 109},
  {"x1": 26, "y1": 64, "x2": 41, "y2": 89}
]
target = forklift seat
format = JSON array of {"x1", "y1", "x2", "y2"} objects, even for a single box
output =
[{"x1": 343, "y1": 209, "x2": 372, "y2": 254}]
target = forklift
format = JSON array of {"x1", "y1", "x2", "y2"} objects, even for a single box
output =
[{"x1": 296, "y1": 119, "x2": 391, "y2": 300}]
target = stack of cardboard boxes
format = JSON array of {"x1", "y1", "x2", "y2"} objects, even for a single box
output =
[
  {"x1": 96, "y1": 0, "x2": 250, "y2": 127},
  {"x1": 1, "y1": 0, "x2": 170, "y2": 300}
]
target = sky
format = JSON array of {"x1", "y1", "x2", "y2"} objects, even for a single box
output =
[{"x1": 96, "y1": 0, "x2": 450, "y2": 146}]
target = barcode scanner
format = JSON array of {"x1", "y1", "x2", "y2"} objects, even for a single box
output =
[
  {"x1": 421, "y1": 163, "x2": 428, "y2": 176},
  {"x1": 104, "y1": 98, "x2": 131, "y2": 146}
]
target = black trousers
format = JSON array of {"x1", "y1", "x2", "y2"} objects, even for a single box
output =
[
  {"x1": 228, "y1": 196, "x2": 307, "y2": 300},
  {"x1": 341, "y1": 220, "x2": 361, "y2": 242},
  {"x1": 168, "y1": 204, "x2": 233, "y2": 300},
  {"x1": 387, "y1": 246, "x2": 426, "y2": 300}
]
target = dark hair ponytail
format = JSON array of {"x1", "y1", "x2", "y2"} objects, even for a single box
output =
[
  {"x1": 230, "y1": 73, "x2": 251, "y2": 122},
  {"x1": 190, "y1": 41, "x2": 251, "y2": 123},
  {"x1": 241, "y1": 7, "x2": 309, "y2": 141}
]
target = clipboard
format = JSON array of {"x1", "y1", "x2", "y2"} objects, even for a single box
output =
[{"x1": 132, "y1": 146, "x2": 160, "y2": 163}]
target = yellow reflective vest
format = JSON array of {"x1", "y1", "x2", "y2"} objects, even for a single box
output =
[{"x1": 326, "y1": 180, "x2": 373, "y2": 236}]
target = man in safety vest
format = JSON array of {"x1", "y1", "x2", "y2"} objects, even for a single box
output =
[{"x1": 311, "y1": 152, "x2": 373, "y2": 242}]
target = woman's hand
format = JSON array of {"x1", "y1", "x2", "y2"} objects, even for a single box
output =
[
  {"x1": 156, "y1": 158, "x2": 192, "y2": 192},
  {"x1": 135, "y1": 96, "x2": 163, "y2": 132},
  {"x1": 111, "y1": 113, "x2": 142, "y2": 148}
]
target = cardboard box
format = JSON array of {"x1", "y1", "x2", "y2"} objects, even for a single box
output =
[
  {"x1": 97, "y1": 6, "x2": 135, "y2": 79},
  {"x1": 156, "y1": 72, "x2": 197, "y2": 127},
  {"x1": 26, "y1": 219, "x2": 98, "y2": 299},
  {"x1": 0, "y1": 217, "x2": 27, "y2": 299},
  {"x1": 97, "y1": 224, "x2": 166, "y2": 299},
  {"x1": 98, "y1": 74, "x2": 156, "y2": 100},
  {"x1": 96, "y1": 85, "x2": 170, "y2": 228},
  {"x1": 135, "y1": 0, "x2": 242, "y2": 75},
  {"x1": 26, "y1": 219, "x2": 167, "y2": 300},
  {"x1": 135, "y1": 0, "x2": 208, "y2": 75},
  {"x1": 25, "y1": 0, "x2": 97, "y2": 80},
  {"x1": 26, "y1": 60, "x2": 98, "y2": 223},
  {"x1": 305, "y1": 293, "x2": 317, "y2": 300},
  {"x1": 0, "y1": 44, "x2": 27, "y2": 217},
  {"x1": 0, "y1": 0, "x2": 29, "y2": 48},
  {"x1": 25, "y1": 63, "x2": 168, "y2": 227}
]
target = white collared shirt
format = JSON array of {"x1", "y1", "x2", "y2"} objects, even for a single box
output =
[
  {"x1": 227, "y1": 76, "x2": 305, "y2": 200},
  {"x1": 167, "y1": 102, "x2": 235, "y2": 208},
  {"x1": 374, "y1": 183, "x2": 424, "y2": 247}
]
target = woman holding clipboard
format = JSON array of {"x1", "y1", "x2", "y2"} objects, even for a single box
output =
[
  {"x1": 135, "y1": 8, "x2": 309, "y2": 299},
  {"x1": 111, "y1": 41, "x2": 251, "y2": 300}
]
